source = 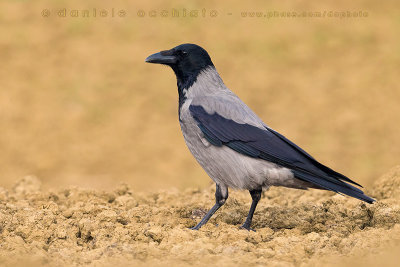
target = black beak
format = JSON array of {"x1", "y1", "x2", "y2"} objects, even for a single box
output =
[{"x1": 145, "y1": 50, "x2": 177, "y2": 64}]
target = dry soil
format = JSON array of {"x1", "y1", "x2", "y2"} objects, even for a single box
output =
[{"x1": 1, "y1": 167, "x2": 400, "y2": 266}]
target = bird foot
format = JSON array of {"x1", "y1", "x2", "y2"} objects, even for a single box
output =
[{"x1": 240, "y1": 225, "x2": 256, "y2": 232}]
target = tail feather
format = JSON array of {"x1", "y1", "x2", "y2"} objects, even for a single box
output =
[
  {"x1": 267, "y1": 127, "x2": 362, "y2": 187},
  {"x1": 293, "y1": 170, "x2": 375, "y2": 204}
]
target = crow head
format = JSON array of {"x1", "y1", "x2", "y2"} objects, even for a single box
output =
[{"x1": 146, "y1": 43, "x2": 214, "y2": 90}]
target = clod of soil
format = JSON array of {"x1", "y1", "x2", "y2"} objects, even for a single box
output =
[{"x1": 1, "y1": 167, "x2": 400, "y2": 266}]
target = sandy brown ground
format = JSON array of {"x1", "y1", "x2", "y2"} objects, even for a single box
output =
[{"x1": 1, "y1": 167, "x2": 399, "y2": 267}]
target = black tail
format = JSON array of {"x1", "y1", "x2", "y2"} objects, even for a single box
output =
[{"x1": 293, "y1": 170, "x2": 375, "y2": 204}]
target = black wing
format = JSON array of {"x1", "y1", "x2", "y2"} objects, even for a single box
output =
[{"x1": 189, "y1": 105, "x2": 375, "y2": 203}]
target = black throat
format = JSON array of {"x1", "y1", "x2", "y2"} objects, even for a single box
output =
[{"x1": 175, "y1": 70, "x2": 199, "y2": 110}]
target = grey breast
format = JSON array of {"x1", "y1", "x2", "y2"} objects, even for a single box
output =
[{"x1": 178, "y1": 67, "x2": 308, "y2": 191}]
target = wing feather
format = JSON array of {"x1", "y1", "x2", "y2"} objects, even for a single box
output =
[{"x1": 189, "y1": 104, "x2": 374, "y2": 203}]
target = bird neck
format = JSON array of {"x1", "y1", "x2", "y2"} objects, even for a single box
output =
[
  {"x1": 176, "y1": 66, "x2": 226, "y2": 111},
  {"x1": 176, "y1": 73, "x2": 195, "y2": 109},
  {"x1": 176, "y1": 66, "x2": 227, "y2": 119}
]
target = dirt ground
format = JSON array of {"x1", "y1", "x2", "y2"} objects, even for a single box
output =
[{"x1": 1, "y1": 167, "x2": 399, "y2": 267}]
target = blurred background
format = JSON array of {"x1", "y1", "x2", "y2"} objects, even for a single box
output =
[{"x1": 0, "y1": 0, "x2": 399, "y2": 191}]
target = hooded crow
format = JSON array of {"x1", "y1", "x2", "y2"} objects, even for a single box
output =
[{"x1": 145, "y1": 43, "x2": 375, "y2": 231}]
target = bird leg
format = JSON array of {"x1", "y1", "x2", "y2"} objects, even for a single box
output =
[
  {"x1": 241, "y1": 189, "x2": 262, "y2": 231},
  {"x1": 190, "y1": 184, "x2": 228, "y2": 230}
]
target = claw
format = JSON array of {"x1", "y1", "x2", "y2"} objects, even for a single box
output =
[{"x1": 240, "y1": 225, "x2": 256, "y2": 232}]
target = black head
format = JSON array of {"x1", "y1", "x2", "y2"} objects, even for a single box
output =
[{"x1": 145, "y1": 44, "x2": 214, "y2": 91}]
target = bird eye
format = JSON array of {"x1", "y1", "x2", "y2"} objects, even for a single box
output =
[{"x1": 179, "y1": 50, "x2": 188, "y2": 56}]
